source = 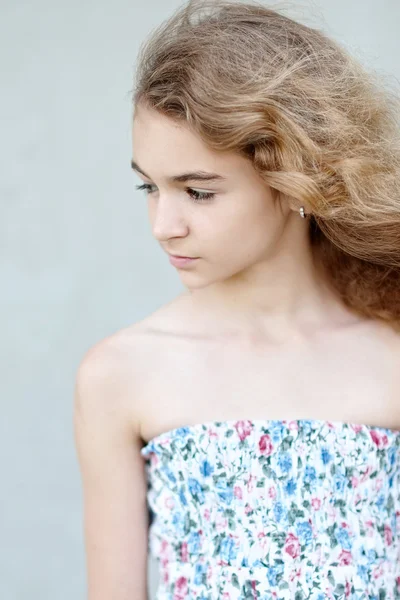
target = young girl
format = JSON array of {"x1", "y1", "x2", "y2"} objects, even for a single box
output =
[{"x1": 73, "y1": 1, "x2": 400, "y2": 598}]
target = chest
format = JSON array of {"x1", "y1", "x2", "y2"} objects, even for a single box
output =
[{"x1": 138, "y1": 331, "x2": 399, "y2": 437}]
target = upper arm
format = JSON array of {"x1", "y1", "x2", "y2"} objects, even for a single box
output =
[{"x1": 73, "y1": 340, "x2": 149, "y2": 600}]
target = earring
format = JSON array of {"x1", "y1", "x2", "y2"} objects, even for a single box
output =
[{"x1": 299, "y1": 206, "x2": 307, "y2": 219}]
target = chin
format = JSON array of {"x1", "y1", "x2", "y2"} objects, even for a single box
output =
[
  {"x1": 180, "y1": 278, "x2": 211, "y2": 291},
  {"x1": 179, "y1": 268, "x2": 242, "y2": 291}
]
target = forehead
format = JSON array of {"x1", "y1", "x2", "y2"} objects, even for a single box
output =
[
  {"x1": 131, "y1": 105, "x2": 252, "y2": 180},
  {"x1": 132, "y1": 106, "x2": 217, "y2": 163}
]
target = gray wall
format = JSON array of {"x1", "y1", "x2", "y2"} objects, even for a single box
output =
[{"x1": 2, "y1": 1, "x2": 399, "y2": 598}]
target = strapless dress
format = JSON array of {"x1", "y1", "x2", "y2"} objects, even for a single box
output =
[{"x1": 140, "y1": 418, "x2": 400, "y2": 599}]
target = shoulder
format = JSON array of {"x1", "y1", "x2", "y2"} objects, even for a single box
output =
[
  {"x1": 388, "y1": 324, "x2": 400, "y2": 382},
  {"x1": 73, "y1": 329, "x2": 141, "y2": 436},
  {"x1": 388, "y1": 326, "x2": 400, "y2": 425},
  {"x1": 372, "y1": 320, "x2": 400, "y2": 424},
  {"x1": 376, "y1": 320, "x2": 400, "y2": 364},
  {"x1": 73, "y1": 292, "x2": 193, "y2": 428},
  {"x1": 75, "y1": 331, "x2": 132, "y2": 399},
  {"x1": 74, "y1": 302, "x2": 166, "y2": 431}
]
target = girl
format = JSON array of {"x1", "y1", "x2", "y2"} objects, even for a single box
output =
[{"x1": 74, "y1": 1, "x2": 400, "y2": 598}]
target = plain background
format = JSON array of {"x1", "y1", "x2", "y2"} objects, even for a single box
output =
[{"x1": 2, "y1": 0, "x2": 399, "y2": 597}]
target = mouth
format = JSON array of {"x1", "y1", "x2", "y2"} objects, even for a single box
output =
[
  {"x1": 168, "y1": 254, "x2": 200, "y2": 268},
  {"x1": 169, "y1": 253, "x2": 198, "y2": 259}
]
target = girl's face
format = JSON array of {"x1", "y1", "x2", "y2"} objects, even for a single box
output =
[{"x1": 132, "y1": 105, "x2": 303, "y2": 290}]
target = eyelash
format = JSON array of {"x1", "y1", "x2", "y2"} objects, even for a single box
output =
[{"x1": 135, "y1": 183, "x2": 215, "y2": 203}]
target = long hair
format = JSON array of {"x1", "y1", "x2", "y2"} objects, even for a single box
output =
[{"x1": 132, "y1": 0, "x2": 400, "y2": 330}]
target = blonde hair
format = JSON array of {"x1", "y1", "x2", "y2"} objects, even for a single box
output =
[{"x1": 132, "y1": 0, "x2": 400, "y2": 330}]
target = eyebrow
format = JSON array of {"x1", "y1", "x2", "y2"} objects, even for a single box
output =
[{"x1": 130, "y1": 159, "x2": 227, "y2": 184}]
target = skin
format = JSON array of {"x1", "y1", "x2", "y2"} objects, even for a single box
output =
[
  {"x1": 129, "y1": 103, "x2": 400, "y2": 438},
  {"x1": 131, "y1": 103, "x2": 365, "y2": 343}
]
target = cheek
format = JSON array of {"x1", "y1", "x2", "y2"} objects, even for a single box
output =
[{"x1": 213, "y1": 201, "x2": 279, "y2": 253}]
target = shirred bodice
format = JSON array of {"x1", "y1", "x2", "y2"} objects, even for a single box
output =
[{"x1": 140, "y1": 418, "x2": 400, "y2": 599}]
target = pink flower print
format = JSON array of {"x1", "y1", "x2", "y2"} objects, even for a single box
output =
[
  {"x1": 384, "y1": 524, "x2": 393, "y2": 545},
  {"x1": 327, "y1": 504, "x2": 337, "y2": 520},
  {"x1": 234, "y1": 420, "x2": 254, "y2": 441},
  {"x1": 369, "y1": 430, "x2": 389, "y2": 448},
  {"x1": 173, "y1": 576, "x2": 189, "y2": 600},
  {"x1": 372, "y1": 564, "x2": 384, "y2": 580},
  {"x1": 203, "y1": 507, "x2": 211, "y2": 521},
  {"x1": 234, "y1": 485, "x2": 243, "y2": 499},
  {"x1": 314, "y1": 544, "x2": 323, "y2": 566},
  {"x1": 351, "y1": 424, "x2": 364, "y2": 434},
  {"x1": 289, "y1": 567, "x2": 302, "y2": 583},
  {"x1": 165, "y1": 496, "x2": 175, "y2": 510},
  {"x1": 245, "y1": 503, "x2": 253, "y2": 515},
  {"x1": 311, "y1": 497, "x2": 321, "y2": 510},
  {"x1": 351, "y1": 476, "x2": 359, "y2": 488},
  {"x1": 160, "y1": 539, "x2": 170, "y2": 556},
  {"x1": 361, "y1": 465, "x2": 372, "y2": 483},
  {"x1": 366, "y1": 519, "x2": 374, "y2": 528},
  {"x1": 207, "y1": 562, "x2": 213, "y2": 581},
  {"x1": 288, "y1": 420, "x2": 299, "y2": 431},
  {"x1": 161, "y1": 561, "x2": 169, "y2": 585},
  {"x1": 338, "y1": 549, "x2": 352, "y2": 565},
  {"x1": 258, "y1": 531, "x2": 270, "y2": 551},
  {"x1": 247, "y1": 473, "x2": 258, "y2": 493},
  {"x1": 366, "y1": 525, "x2": 376, "y2": 539},
  {"x1": 268, "y1": 485, "x2": 276, "y2": 499},
  {"x1": 259, "y1": 434, "x2": 273, "y2": 455},
  {"x1": 217, "y1": 558, "x2": 229, "y2": 567},
  {"x1": 222, "y1": 594, "x2": 231, "y2": 599},
  {"x1": 345, "y1": 580, "x2": 352, "y2": 598},
  {"x1": 215, "y1": 512, "x2": 228, "y2": 532},
  {"x1": 284, "y1": 532, "x2": 301, "y2": 559},
  {"x1": 160, "y1": 438, "x2": 172, "y2": 449},
  {"x1": 180, "y1": 541, "x2": 189, "y2": 562},
  {"x1": 208, "y1": 429, "x2": 219, "y2": 441}
]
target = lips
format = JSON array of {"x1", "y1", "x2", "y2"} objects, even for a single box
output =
[
  {"x1": 168, "y1": 254, "x2": 199, "y2": 268},
  {"x1": 170, "y1": 254, "x2": 196, "y2": 259}
]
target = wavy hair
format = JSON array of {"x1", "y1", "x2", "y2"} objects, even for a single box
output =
[{"x1": 132, "y1": 0, "x2": 400, "y2": 330}]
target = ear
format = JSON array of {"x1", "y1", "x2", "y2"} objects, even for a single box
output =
[{"x1": 277, "y1": 192, "x2": 298, "y2": 212}]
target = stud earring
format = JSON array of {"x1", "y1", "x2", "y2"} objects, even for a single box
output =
[{"x1": 299, "y1": 206, "x2": 307, "y2": 218}]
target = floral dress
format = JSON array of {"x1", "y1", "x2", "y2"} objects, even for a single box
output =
[{"x1": 140, "y1": 419, "x2": 400, "y2": 599}]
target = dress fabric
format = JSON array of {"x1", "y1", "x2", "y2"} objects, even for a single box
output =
[{"x1": 140, "y1": 418, "x2": 400, "y2": 599}]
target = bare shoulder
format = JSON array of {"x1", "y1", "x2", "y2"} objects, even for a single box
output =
[
  {"x1": 374, "y1": 320, "x2": 400, "y2": 360},
  {"x1": 371, "y1": 320, "x2": 400, "y2": 422},
  {"x1": 74, "y1": 317, "x2": 176, "y2": 599},
  {"x1": 74, "y1": 291, "x2": 194, "y2": 429},
  {"x1": 385, "y1": 322, "x2": 400, "y2": 378}
]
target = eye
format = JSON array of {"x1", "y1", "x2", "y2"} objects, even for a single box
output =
[
  {"x1": 135, "y1": 183, "x2": 215, "y2": 203},
  {"x1": 188, "y1": 188, "x2": 215, "y2": 203}
]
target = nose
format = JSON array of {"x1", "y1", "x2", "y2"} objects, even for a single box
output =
[{"x1": 151, "y1": 194, "x2": 189, "y2": 242}]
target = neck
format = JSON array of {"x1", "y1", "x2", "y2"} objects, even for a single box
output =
[{"x1": 189, "y1": 241, "x2": 359, "y2": 341}]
